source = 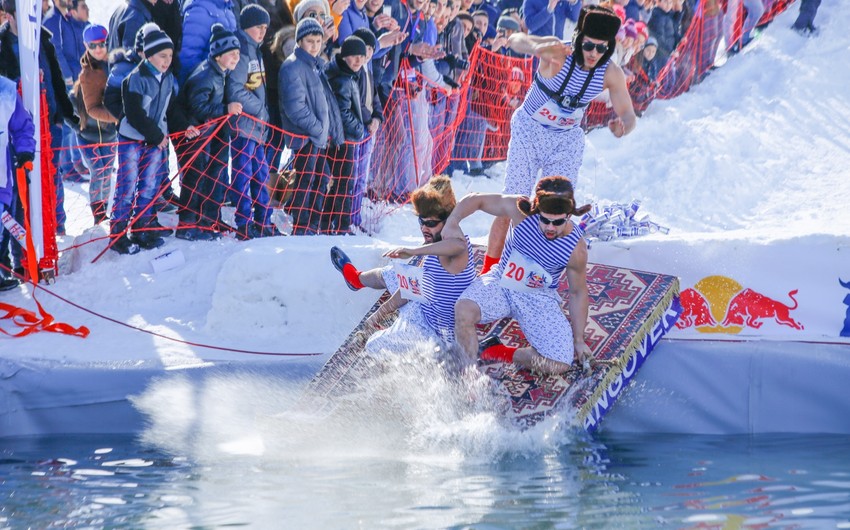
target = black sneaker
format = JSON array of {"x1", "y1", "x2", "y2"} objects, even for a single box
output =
[
  {"x1": 133, "y1": 231, "x2": 165, "y2": 250},
  {"x1": 0, "y1": 277, "x2": 20, "y2": 292},
  {"x1": 111, "y1": 235, "x2": 141, "y2": 255},
  {"x1": 478, "y1": 334, "x2": 503, "y2": 355}
]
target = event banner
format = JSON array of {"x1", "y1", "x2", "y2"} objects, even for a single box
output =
[{"x1": 591, "y1": 235, "x2": 850, "y2": 342}]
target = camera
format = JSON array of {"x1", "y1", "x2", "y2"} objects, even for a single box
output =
[{"x1": 445, "y1": 54, "x2": 469, "y2": 71}]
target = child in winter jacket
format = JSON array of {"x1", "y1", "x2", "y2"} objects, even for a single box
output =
[
  {"x1": 225, "y1": 4, "x2": 275, "y2": 240},
  {"x1": 175, "y1": 24, "x2": 242, "y2": 242},
  {"x1": 112, "y1": 28, "x2": 198, "y2": 254}
]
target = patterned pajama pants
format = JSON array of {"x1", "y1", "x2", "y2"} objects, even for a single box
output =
[
  {"x1": 502, "y1": 109, "x2": 585, "y2": 196},
  {"x1": 459, "y1": 272, "x2": 575, "y2": 364}
]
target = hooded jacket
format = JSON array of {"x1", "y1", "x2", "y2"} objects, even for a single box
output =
[{"x1": 325, "y1": 55, "x2": 365, "y2": 142}]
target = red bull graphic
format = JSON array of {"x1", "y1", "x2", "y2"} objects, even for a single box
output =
[
  {"x1": 525, "y1": 272, "x2": 546, "y2": 289},
  {"x1": 676, "y1": 276, "x2": 804, "y2": 333}
]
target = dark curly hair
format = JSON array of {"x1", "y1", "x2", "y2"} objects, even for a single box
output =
[{"x1": 517, "y1": 176, "x2": 592, "y2": 218}]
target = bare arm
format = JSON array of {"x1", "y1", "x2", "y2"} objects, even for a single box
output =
[
  {"x1": 508, "y1": 34, "x2": 570, "y2": 78},
  {"x1": 604, "y1": 62, "x2": 637, "y2": 138},
  {"x1": 442, "y1": 193, "x2": 525, "y2": 241},
  {"x1": 384, "y1": 238, "x2": 469, "y2": 274},
  {"x1": 565, "y1": 240, "x2": 592, "y2": 365}
]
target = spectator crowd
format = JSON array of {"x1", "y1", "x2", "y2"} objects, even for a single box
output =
[{"x1": 0, "y1": 0, "x2": 793, "y2": 286}]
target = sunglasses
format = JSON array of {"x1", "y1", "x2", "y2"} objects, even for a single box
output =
[
  {"x1": 538, "y1": 214, "x2": 568, "y2": 226},
  {"x1": 418, "y1": 217, "x2": 444, "y2": 228},
  {"x1": 88, "y1": 42, "x2": 107, "y2": 49},
  {"x1": 581, "y1": 41, "x2": 608, "y2": 54}
]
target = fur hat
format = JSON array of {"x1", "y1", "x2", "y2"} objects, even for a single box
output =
[
  {"x1": 339, "y1": 36, "x2": 367, "y2": 58},
  {"x1": 411, "y1": 175, "x2": 456, "y2": 220},
  {"x1": 572, "y1": 5, "x2": 621, "y2": 68},
  {"x1": 209, "y1": 23, "x2": 240, "y2": 58},
  {"x1": 352, "y1": 27, "x2": 376, "y2": 50},
  {"x1": 517, "y1": 176, "x2": 591, "y2": 217},
  {"x1": 240, "y1": 3, "x2": 271, "y2": 29},
  {"x1": 83, "y1": 23, "x2": 108, "y2": 44},
  {"x1": 143, "y1": 28, "x2": 173, "y2": 57},
  {"x1": 296, "y1": 17, "x2": 324, "y2": 41}
]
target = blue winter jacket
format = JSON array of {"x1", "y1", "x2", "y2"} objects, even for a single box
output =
[
  {"x1": 278, "y1": 47, "x2": 344, "y2": 151},
  {"x1": 0, "y1": 76, "x2": 36, "y2": 208},
  {"x1": 226, "y1": 30, "x2": 269, "y2": 144},
  {"x1": 179, "y1": 0, "x2": 238, "y2": 85},
  {"x1": 43, "y1": 9, "x2": 87, "y2": 84},
  {"x1": 338, "y1": 4, "x2": 371, "y2": 45},
  {"x1": 522, "y1": 0, "x2": 580, "y2": 38},
  {"x1": 647, "y1": 7, "x2": 677, "y2": 59},
  {"x1": 104, "y1": 49, "x2": 142, "y2": 121},
  {"x1": 108, "y1": 0, "x2": 155, "y2": 51}
]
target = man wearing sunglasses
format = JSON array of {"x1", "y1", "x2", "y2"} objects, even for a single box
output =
[
  {"x1": 442, "y1": 176, "x2": 593, "y2": 375},
  {"x1": 330, "y1": 176, "x2": 476, "y2": 354},
  {"x1": 479, "y1": 5, "x2": 636, "y2": 275}
]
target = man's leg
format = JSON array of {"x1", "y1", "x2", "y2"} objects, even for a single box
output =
[
  {"x1": 454, "y1": 298, "x2": 483, "y2": 364},
  {"x1": 511, "y1": 292, "x2": 577, "y2": 375}
]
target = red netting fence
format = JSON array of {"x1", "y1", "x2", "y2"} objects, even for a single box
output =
[{"x1": 46, "y1": 0, "x2": 794, "y2": 258}]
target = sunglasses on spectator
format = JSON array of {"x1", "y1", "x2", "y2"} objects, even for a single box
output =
[
  {"x1": 538, "y1": 214, "x2": 568, "y2": 226},
  {"x1": 88, "y1": 42, "x2": 107, "y2": 49},
  {"x1": 581, "y1": 41, "x2": 608, "y2": 54},
  {"x1": 418, "y1": 217, "x2": 444, "y2": 228}
]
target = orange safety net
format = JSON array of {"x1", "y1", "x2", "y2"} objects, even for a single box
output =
[{"x1": 48, "y1": 0, "x2": 795, "y2": 255}]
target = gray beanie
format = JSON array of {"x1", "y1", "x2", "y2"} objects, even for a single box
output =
[
  {"x1": 296, "y1": 17, "x2": 324, "y2": 41},
  {"x1": 293, "y1": 0, "x2": 329, "y2": 23}
]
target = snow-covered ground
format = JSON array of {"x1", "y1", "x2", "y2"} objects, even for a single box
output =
[{"x1": 1, "y1": 1, "x2": 848, "y2": 435}]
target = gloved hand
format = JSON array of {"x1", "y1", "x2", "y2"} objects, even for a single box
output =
[{"x1": 15, "y1": 152, "x2": 34, "y2": 171}]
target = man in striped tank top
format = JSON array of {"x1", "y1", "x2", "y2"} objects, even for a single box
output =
[
  {"x1": 330, "y1": 176, "x2": 477, "y2": 355},
  {"x1": 443, "y1": 176, "x2": 593, "y2": 375},
  {"x1": 480, "y1": 5, "x2": 636, "y2": 275}
]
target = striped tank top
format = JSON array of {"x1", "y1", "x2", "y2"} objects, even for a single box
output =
[
  {"x1": 497, "y1": 215, "x2": 585, "y2": 290},
  {"x1": 420, "y1": 237, "x2": 477, "y2": 342},
  {"x1": 521, "y1": 54, "x2": 608, "y2": 119}
]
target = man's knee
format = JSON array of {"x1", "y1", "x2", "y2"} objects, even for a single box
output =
[{"x1": 455, "y1": 299, "x2": 480, "y2": 327}]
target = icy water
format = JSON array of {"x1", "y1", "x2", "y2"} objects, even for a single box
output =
[{"x1": 3, "y1": 433, "x2": 850, "y2": 528}]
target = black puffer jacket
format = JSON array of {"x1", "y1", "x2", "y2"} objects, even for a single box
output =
[
  {"x1": 182, "y1": 57, "x2": 229, "y2": 124},
  {"x1": 325, "y1": 55, "x2": 365, "y2": 142}
]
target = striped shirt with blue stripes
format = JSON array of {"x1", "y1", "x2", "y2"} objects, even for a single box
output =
[
  {"x1": 420, "y1": 237, "x2": 477, "y2": 341},
  {"x1": 520, "y1": 54, "x2": 609, "y2": 120},
  {"x1": 497, "y1": 215, "x2": 585, "y2": 289}
]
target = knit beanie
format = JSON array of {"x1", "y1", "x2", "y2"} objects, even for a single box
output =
[
  {"x1": 83, "y1": 23, "x2": 108, "y2": 44},
  {"x1": 296, "y1": 17, "x2": 324, "y2": 41},
  {"x1": 293, "y1": 0, "x2": 329, "y2": 23},
  {"x1": 240, "y1": 3, "x2": 270, "y2": 29},
  {"x1": 209, "y1": 23, "x2": 240, "y2": 58},
  {"x1": 352, "y1": 27, "x2": 376, "y2": 50},
  {"x1": 339, "y1": 36, "x2": 367, "y2": 58},
  {"x1": 143, "y1": 28, "x2": 174, "y2": 57},
  {"x1": 135, "y1": 22, "x2": 162, "y2": 53}
]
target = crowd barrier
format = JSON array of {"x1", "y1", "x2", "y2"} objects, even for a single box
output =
[{"x1": 37, "y1": 0, "x2": 795, "y2": 261}]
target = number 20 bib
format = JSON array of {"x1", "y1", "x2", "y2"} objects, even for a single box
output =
[
  {"x1": 531, "y1": 100, "x2": 584, "y2": 131},
  {"x1": 499, "y1": 251, "x2": 554, "y2": 293},
  {"x1": 392, "y1": 262, "x2": 428, "y2": 302}
]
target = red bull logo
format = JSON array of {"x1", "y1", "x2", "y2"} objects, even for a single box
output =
[{"x1": 676, "y1": 276, "x2": 804, "y2": 333}]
